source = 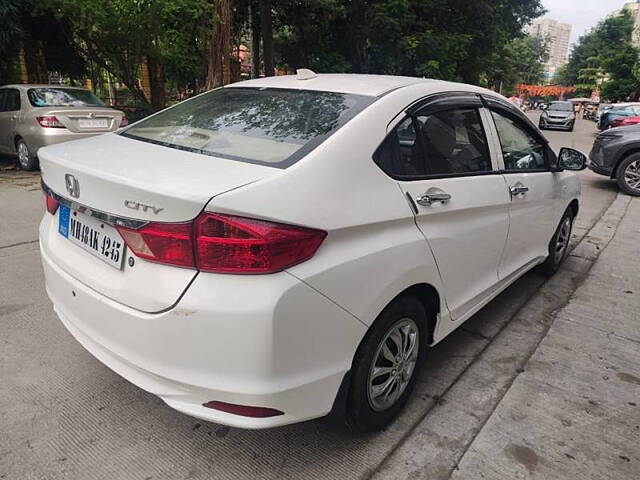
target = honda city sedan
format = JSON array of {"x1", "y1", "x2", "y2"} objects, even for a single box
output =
[
  {"x1": 39, "y1": 73, "x2": 586, "y2": 432},
  {"x1": 0, "y1": 84, "x2": 126, "y2": 170}
]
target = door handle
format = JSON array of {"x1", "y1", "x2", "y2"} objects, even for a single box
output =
[
  {"x1": 509, "y1": 185, "x2": 529, "y2": 196},
  {"x1": 416, "y1": 192, "x2": 451, "y2": 206},
  {"x1": 11, "y1": 115, "x2": 17, "y2": 120}
]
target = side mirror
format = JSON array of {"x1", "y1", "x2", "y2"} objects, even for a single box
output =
[{"x1": 558, "y1": 147, "x2": 587, "y2": 171}]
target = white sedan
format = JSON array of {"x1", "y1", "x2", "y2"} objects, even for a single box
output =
[{"x1": 39, "y1": 72, "x2": 585, "y2": 432}]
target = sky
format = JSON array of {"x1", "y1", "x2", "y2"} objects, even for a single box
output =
[{"x1": 541, "y1": 0, "x2": 634, "y2": 46}]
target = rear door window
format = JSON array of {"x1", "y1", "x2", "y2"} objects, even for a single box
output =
[
  {"x1": 122, "y1": 87, "x2": 375, "y2": 168},
  {"x1": 4, "y1": 89, "x2": 20, "y2": 111}
]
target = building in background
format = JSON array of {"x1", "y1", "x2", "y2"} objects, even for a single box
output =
[
  {"x1": 612, "y1": 1, "x2": 640, "y2": 47},
  {"x1": 528, "y1": 18, "x2": 572, "y2": 83}
]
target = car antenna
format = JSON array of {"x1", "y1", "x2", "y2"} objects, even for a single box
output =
[{"x1": 296, "y1": 69, "x2": 318, "y2": 80}]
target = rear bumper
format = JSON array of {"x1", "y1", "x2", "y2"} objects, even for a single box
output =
[
  {"x1": 21, "y1": 129, "x2": 107, "y2": 156},
  {"x1": 40, "y1": 229, "x2": 366, "y2": 429},
  {"x1": 588, "y1": 162, "x2": 612, "y2": 177}
]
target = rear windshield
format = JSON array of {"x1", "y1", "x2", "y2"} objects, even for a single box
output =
[
  {"x1": 121, "y1": 87, "x2": 374, "y2": 168},
  {"x1": 28, "y1": 88, "x2": 106, "y2": 107},
  {"x1": 549, "y1": 102, "x2": 572, "y2": 111}
]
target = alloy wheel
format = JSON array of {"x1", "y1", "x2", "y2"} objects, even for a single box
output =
[
  {"x1": 17, "y1": 142, "x2": 30, "y2": 169},
  {"x1": 367, "y1": 318, "x2": 419, "y2": 412},
  {"x1": 554, "y1": 216, "x2": 572, "y2": 264},
  {"x1": 623, "y1": 159, "x2": 640, "y2": 192}
]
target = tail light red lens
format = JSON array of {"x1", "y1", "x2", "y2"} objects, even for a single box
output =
[
  {"x1": 119, "y1": 115, "x2": 129, "y2": 127},
  {"x1": 202, "y1": 400, "x2": 284, "y2": 418},
  {"x1": 42, "y1": 184, "x2": 59, "y2": 215},
  {"x1": 45, "y1": 195, "x2": 59, "y2": 214},
  {"x1": 117, "y1": 222, "x2": 195, "y2": 268},
  {"x1": 36, "y1": 115, "x2": 64, "y2": 128},
  {"x1": 194, "y1": 213, "x2": 327, "y2": 273},
  {"x1": 116, "y1": 213, "x2": 326, "y2": 274}
]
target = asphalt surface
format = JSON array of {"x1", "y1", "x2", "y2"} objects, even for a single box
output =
[{"x1": 0, "y1": 115, "x2": 624, "y2": 480}]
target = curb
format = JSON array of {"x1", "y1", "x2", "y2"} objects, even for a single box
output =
[{"x1": 370, "y1": 192, "x2": 632, "y2": 480}]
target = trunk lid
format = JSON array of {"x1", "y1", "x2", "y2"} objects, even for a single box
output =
[
  {"x1": 38, "y1": 107, "x2": 125, "y2": 133},
  {"x1": 39, "y1": 133, "x2": 277, "y2": 312}
]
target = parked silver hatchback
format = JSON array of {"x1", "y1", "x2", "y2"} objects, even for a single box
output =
[{"x1": 0, "y1": 85, "x2": 126, "y2": 170}]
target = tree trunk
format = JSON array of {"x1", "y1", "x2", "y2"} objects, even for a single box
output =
[
  {"x1": 35, "y1": 41, "x2": 48, "y2": 83},
  {"x1": 18, "y1": 47, "x2": 29, "y2": 84},
  {"x1": 150, "y1": 57, "x2": 166, "y2": 110},
  {"x1": 205, "y1": 0, "x2": 232, "y2": 90},
  {"x1": 250, "y1": 3, "x2": 261, "y2": 78},
  {"x1": 260, "y1": 0, "x2": 274, "y2": 76}
]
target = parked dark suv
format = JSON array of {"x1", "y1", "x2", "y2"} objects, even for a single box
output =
[{"x1": 589, "y1": 126, "x2": 640, "y2": 196}]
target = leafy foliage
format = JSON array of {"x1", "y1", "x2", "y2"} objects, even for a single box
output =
[{"x1": 565, "y1": 10, "x2": 639, "y2": 101}]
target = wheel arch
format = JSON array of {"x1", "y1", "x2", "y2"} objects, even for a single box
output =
[
  {"x1": 374, "y1": 282, "x2": 441, "y2": 346},
  {"x1": 612, "y1": 148, "x2": 640, "y2": 179},
  {"x1": 568, "y1": 198, "x2": 579, "y2": 217}
]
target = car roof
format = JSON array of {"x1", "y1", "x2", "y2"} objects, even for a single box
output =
[
  {"x1": 225, "y1": 73, "x2": 487, "y2": 97},
  {"x1": 0, "y1": 84, "x2": 88, "y2": 90}
]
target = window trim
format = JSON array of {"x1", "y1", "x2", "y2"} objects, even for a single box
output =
[{"x1": 373, "y1": 103, "x2": 500, "y2": 181}]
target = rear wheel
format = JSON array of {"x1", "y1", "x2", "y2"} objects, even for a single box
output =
[
  {"x1": 346, "y1": 296, "x2": 427, "y2": 432},
  {"x1": 16, "y1": 139, "x2": 38, "y2": 171},
  {"x1": 537, "y1": 208, "x2": 574, "y2": 275},
  {"x1": 616, "y1": 154, "x2": 640, "y2": 196}
]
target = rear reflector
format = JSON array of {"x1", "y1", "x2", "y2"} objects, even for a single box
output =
[
  {"x1": 202, "y1": 400, "x2": 284, "y2": 418},
  {"x1": 116, "y1": 213, "x2": 326, "y2": 274},
  {"x1": 36, "y1": 115, "x2": 65, "y2": 128}
]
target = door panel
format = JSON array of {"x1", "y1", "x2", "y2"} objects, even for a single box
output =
[
  {"x1": 488, "y1": 107, "x2": 558, "y2": 279},
  {"x1": 499, "y1": 172, "x2": 556, "y2": 278},
  {"x1": 399, "y1": 176, "x2": 511, "y2": 320}
]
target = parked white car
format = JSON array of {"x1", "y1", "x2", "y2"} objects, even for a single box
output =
[{"x1": 39, "y1": 73, "x2": 586, "y2": 432}]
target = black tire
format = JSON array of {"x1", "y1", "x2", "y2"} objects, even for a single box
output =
[
  {"x1": 15, "y1": 139, "x2": 39, "y2": 171},
  {"x1": 537, "y1": 208, "x2": 575, "y2": 276},
  {"x1": 615, "y1": 153, "x2": 640, "y2": 196},
  {"x1": 568, "y1": 122, "x2": 575, "y2": 132},
  {"x1": 538, "y1": 123, "x2": 545, "y2": 130},
  {"x1": 346, "y1": 296, "x2": 427, "y2": 432}
]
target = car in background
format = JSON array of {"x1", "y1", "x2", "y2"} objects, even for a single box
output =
[
  {"x1": 595, "y1": 103, "x2": 612, "y2": 123},
  {"x1": 0, "y1": 85, "x2": 126, "y2": 170},
  {"x1": 609, "y1": 116, "x2": 640, "y2": 129},
  {"x1": 597, "y1": 103, "x2": 640, "y2": 131},
  {"x1": 539, "y1": 101, "x2": 576, "y2": 131},
  {"x1": 39, "y1": 73, "x2": 586, "y2": 432},
  {"x1": 589, "y1": 125, "x2": 640, "y2": 196}
]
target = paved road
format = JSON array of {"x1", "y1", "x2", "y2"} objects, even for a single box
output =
[{"x1": 0, "y1": 117, "x2": 621, "y2": 480}]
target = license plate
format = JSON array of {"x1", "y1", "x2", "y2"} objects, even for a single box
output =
[
  {"x1": 58, "y1": 205, "x2": 125, "y2": 269},
  {"x1": 78, "y1": 118, "x2": 109, "y2": 128}
]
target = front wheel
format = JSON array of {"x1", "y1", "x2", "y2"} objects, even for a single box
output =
[
  {"x1": 616, "y1": 154, "x2": 640, "y2": 196},
  {"x1": 16, "y1": 139, "x2": 39, "y2": 171},
  {"x1": 346, "y1": 296, "x2": 427, "y2": 432},
  {"x1": 537, "y1": 208, "x2": 574, "y2": 275}
]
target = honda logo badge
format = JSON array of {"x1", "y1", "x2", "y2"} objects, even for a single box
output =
[{"x1": 65, "y1": 174, "x2": 80, "y2": 198}]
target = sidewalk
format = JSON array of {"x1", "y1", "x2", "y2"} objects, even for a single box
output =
[
  {"x1": 450, "y1": 196, "x2": 640, "y2": 479},
  {"x1": 373, "y1": 194, "x2": 638, "y2": 480}
]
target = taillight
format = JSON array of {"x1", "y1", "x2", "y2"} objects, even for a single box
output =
[
  {"x1": 42, "y1": 184, "x2": 59, "y2": 215},
  {"x1": 117, "y1": 222, "x2": 195, "y2": 268},
  {"x1": 119, "y1": 115, "x2": 129, "y2": 127},
  {"x1": 194, "y1": 213, "x2": 326, "y2": 274},
  {"x1": 36, "y1": 115, "x2": 65, "y2": 128},
  {"x1": 116, "y1": 213, "x2": 326, "y2": 274}
]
